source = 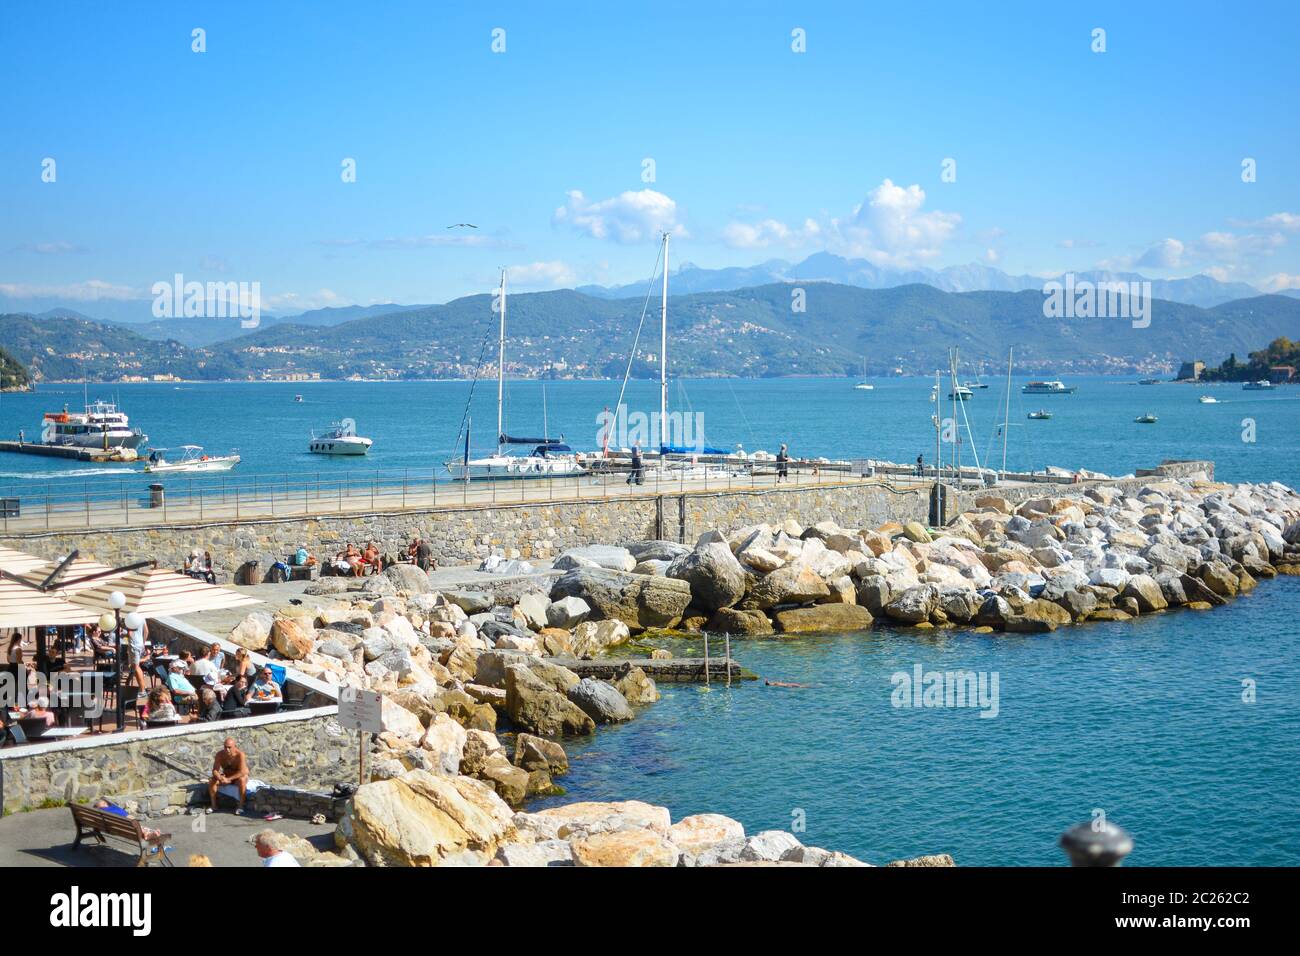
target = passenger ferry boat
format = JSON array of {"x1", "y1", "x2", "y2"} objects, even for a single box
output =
[
  {"x1": 1241, "y1": 380, "x2": 1276, "y2": 391},
  {"x1": 1022, "y1": 380, "x2": 1077, "y2": 395},
  {"x1": 39, "y1": 400, "x2": 147, "y2": 449}
]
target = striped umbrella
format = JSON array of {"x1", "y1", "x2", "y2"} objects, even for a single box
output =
[
  {"x1": 0, "y1": 577, "x2": 100, "y2": 627},
  {"x1": 12, "y1": 557, "x2": 123, "y2": 595},
  {"x1": 70, "y1": 567, "x2": 262, "y2": 618},
  {"x1": 0, "y1": 546, "x2": 48, "y2": 575}
]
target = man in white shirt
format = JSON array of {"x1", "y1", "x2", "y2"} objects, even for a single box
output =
[
  {"x1": 190, "y1": 642, "x2": 221, "y2": 681},
  {"x1": 255, "y1": 830, "x2": 300, "y2": 867}
]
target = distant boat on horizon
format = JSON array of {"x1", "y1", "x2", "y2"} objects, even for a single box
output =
[{"x1": 1023, "y1": 380, "x2": 1077, "y2": 395}]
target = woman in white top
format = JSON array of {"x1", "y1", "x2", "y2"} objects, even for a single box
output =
[{"x1": 5, "y1": 632, "x2": 22, "y2": 666}]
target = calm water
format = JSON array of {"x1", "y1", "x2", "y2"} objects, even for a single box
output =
[{"x1": 2, "y1": 376, "x2": 1297, "y2": 865}]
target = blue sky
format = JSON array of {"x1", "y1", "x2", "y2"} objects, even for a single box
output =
[{"x1": 2, "y1": 0, "x2": 1298, "y2": 313}]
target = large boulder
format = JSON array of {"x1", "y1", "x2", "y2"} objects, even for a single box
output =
[
  {"x1": 742, "y1": 565, "x2": 830, "y2": 610},
  {"x1": 706, "y1": 607, "x2": 774, "y2": 636},
  {"x1": 613, "y1": 665, "x2": 659, "y2": 704},
  {"x1": 270, "y1": 617, "x2": 314, "y2": 660},
  {"x1": 567, "y1": 677, "x2": 635, "y2": 723},
  {"x1": 385, "y1": 563, "x2": 432, "y2": 593},
  {"x1": 550, "y1": 568, "x2": 692, "y2": 631},
  {"x1": 1122, "y1": 574, "x2": 1169, "y2": 613},
  {"x1": 772, "y1": 604, "x2": 873, "y2": 634},
  {"x1": 1003, "y1": 598, "x2": 1073, "y2": 633},
  {"x1": 513, "y1": 733, "x2": 569, "y2": 775},
  {"x1": 571, "y1": 828, "x2": 679, "y2": 867},
  {"x1": 228, "y1": 611, "x2": 273, "y2": 651},
  {"x1": 666, "y1": 542, "x2": 748, "y2": 612},
  {"x1": 625, "y1": 540, "x2": 691, "y2": 563},
  {"x1": 443, "y1": 590, "x2": 493, "y2": 614},
  {"x1": 570, "y1": 619, "x2": 633, "y2": 657},
  {"x1": 669, "y1": 814, "x2": 745, "y2": 854},
  {"x1": 883, "y1": 584, "x2": 939, "y2": 624},
  {"x1": 553, "y1": 545, "x2": 637, "y2": 572},
  {"x1": 336, "y1": 770, "x2": 516, "y2": 866},
  {"x1": 504, "y1": 665, "x2": 595, "y2": 737},
  {"x1": 418, "y1": 713, "x2": 467, "y2": 775},
  {"x1": 515, "y1": 591, "x2": 551, "y2": 631},
  {"x1": 524, "y1": 800, "x2": 671, "y2": 840},
  {"x1": 545, "y1": 596, "x2": 591, "y2": 629}
]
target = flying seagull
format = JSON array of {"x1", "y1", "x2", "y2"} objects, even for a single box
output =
[{"x1": 446, "y1": 223, "x2": 478, "y2": 229}]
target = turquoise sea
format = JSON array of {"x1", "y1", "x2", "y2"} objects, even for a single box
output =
[{"x1": 2, "y1": 376, "x2": 1297, "y2": 865}]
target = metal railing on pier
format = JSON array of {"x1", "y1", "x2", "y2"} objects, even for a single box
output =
[{"x1": 0, "y1": 459, "x2": 922, "y2": 534}]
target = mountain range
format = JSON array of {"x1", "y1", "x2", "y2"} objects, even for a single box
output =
[{"x1": 3, "y1": 282, "x2": 1298, "y2": 383}]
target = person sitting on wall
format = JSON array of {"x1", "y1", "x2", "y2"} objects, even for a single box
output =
[
  {"x1": 344, "y1": 542, "x2": 366, "y2": 577},
  {"x1": 208, "y1": 737, "x2": 250, "y2": 814},
  {"x1": 201, "y1": 551, "x2": 216, "y2": 584},
  {"x1": 363, "y1": 540, "x2": 383, "y2": 573},
  {"x1": 250, "y1": 666, "x2": 283, "y2": 704}
]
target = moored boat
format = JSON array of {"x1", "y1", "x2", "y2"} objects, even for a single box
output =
[
  {"x1": 1198, "y1": 395, "x2": 1220, "y2": 404},
  {"x1": 1028, "y1": 409, "x2": 1052, "y2": 420},
  {"x1": 1242, "y1": 380, "x2": 1276, "y2": 391},
  {"x1": 310, "y1": 419, "x2": 373, "y2": 455},
  {"x1": 39, "y1": 400, "x2": 147, "y2": 450},
  {"x1": 1135, "y1": 413, "x2": 1158, "y2": 424},
  {"x1": 1022, "y1": 380, "x2": 1077, "y2": 395}
]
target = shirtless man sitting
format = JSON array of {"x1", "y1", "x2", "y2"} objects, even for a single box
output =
[{"x1": 208, "y1": 737, "x2": 250, "y2": 813}]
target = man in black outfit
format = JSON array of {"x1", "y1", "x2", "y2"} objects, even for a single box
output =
[
  {"x1": 916, "y1": 454, "x2": 924, "y2": 477},
  {"x1": 776, "y1": 444, "x2": 789, "y2": 482},
  {"x1": 627, "y1": 442, "x2": 644, "y2": 485}
]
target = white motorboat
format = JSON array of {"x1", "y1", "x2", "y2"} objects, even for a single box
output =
[
  {"x1": 933, "y1": 383, "x2": 973, "y2": 401},
  {"x1": 144, "y1": 445, "x2": 240, "y2": 473},
  {"x1": 310, "y1": 419, "x2": 373, "y2": 455},
  {"x1": 1198, "y1": 395, "x2": 1220, "y2": 404}
]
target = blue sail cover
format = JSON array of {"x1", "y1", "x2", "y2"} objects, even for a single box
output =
[
  {"x1": 500, "y1": 434, "x2": 557, "y2": 445},
  {"x1": 659, "y1": 444, "x2": 731, "y2": 455}
]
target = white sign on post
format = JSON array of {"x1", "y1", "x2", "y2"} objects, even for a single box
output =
[{"x1": 337, "y1": 686, "x2": 383, "y2": 734}]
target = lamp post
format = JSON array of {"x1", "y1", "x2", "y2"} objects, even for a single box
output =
[{"x1": 108, "y1": 591, "x2": 126, "y2": 729}]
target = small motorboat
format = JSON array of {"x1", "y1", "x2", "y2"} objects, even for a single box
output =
[
  {"x1": 144, "y1": 445, "x2": 240, "y2": 473},
  {"x1": 1027, "y1": 410, "x2": 1052, "y2": 420},
  {"x1": 1198, "y1": 395, "x2": 1220, "y2": 404},
  {"x1": 933, "y1": 384, "x2": 973, "y2": 401},
  {"x1": 854, "y1": 382, "x2": 874, "y2": 391},
  {"x1": 1135, "y1": 413, "x2": 1158, "y2": 424},
  {"x1": 310, "y1": 419, "x2": 372, "y2": 455},
  {"x1": 293, "y1": 394, "x2": 304, "y2": 403},
  {"x1": 1138, "y1": 378, "x2": 1160, "y2": 385}
]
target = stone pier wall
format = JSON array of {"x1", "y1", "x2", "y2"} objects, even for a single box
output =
[
  {"x1": 0, "y1": 462, "x2": 1212, "y2": 578},
  {"x1": 1, "y1": 480, "x2": 932, "y2": 576}
]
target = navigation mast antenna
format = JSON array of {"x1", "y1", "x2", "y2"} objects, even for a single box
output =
[
  {"x1": 660, "y1": 233, "x2": 670, "y2": 454},
  {"x1": 1001, "y1": 347, "x2": 1013, "y2": 481},
  {"x1": 496, "y1": 268, "x2": 506, "y2": 457}
]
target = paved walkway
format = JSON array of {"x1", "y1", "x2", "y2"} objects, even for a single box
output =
[{"x1": 0, "y1": 805, "x2": 334, "y2": 868}]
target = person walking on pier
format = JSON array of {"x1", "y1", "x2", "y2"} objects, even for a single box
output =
[
  {"x1": 627, "y1": 441, "x2": 644, "y2": 486},
  {"x1": 916, "y1": 454, "x2": 924, "y2": 477},
  {"x1": 776, "y1": 444, "x2": 789, "y2": 482}
]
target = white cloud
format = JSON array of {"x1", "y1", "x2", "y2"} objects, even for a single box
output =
[
  {"x1": 721, "y1": 179, "x2": 960, "y2": 267},
  {"x1": 553, "y1": 189, "x2": 685, "y2": 243},
  {"x1": 1136, "y1": 238, "x2": 1185, "y2": 269},
  {"x1": 1260, "y1": 273, "x2": 1300, "y2": 292},
  {"x1": 722, "y1": 218, "x2": 821, "y2": 249},
  {"x1": 0, "y1": 279, "x2": 138, "y2": 300},
  {"x1": 505, "y1": 261, "x2": 581, "y2": 289},
  {"x1": 262, "y1": 288, "x2": 344, "y2": 312},
  {"x1": 11, "y1": 241, "x2": 87, "y2": 255},
  {"x1": 1228, "y1": 212, "x2": 1300, "y2": 232}
]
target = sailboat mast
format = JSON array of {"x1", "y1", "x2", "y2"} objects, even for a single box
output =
[
  {"x1": 1001, "y1": 347, "x2": 1012, "y2": 481},
  {"x1": 660, "y1": 233, "x2": 669, "y2": 453},
  {"x1": 496, "y1": 269, "x2": 506, "y2": 456}
]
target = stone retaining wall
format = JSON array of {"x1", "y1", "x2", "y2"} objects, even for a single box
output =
[
  {"x1": 0, "y1": 462, "x2": 1213, "y2": 579},
  {"x1": 0, "y1": 708, "x2": 358, "y2": 814}
]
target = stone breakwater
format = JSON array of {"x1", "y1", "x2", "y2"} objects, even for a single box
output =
[{"x1": 217, "y1": 471, "x2": 1297, "y2": 866}]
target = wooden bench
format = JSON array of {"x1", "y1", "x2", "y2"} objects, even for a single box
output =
[{"x1": 69, "y1": 804, "x2": 174, "y2": 867}]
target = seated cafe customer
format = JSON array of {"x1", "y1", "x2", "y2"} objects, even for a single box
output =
[
  {"x1": 222, "y1": 675, "x2": 251, "y2": 718},
  {"x1": 146, "y1": 687, "x2": 178, "y2": 723},
  {"x1": 198, "y1": 685, "x2": 223, "y2": 723},
  {"x1": 166, "y1": 661, "x2": 199, "y2": 710},
  {"x1": 250, "y1": 666, "x2": 283, "y2": 704}
]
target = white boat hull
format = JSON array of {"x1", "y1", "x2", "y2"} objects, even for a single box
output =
[
  {"x1": 145, "y1": 455, "x2": 240, "y2": 473},
  {"x1": 310, "y1": 436, "x2": 372, "y2": 455}
]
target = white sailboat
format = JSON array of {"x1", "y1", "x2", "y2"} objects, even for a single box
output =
[
  {"x1": 446, "y1": 270, "x2": 587, "y2": 480},
  {"x1": 854, "y1": 358, "x2": 874, "y2": 390}
]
